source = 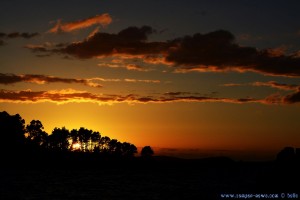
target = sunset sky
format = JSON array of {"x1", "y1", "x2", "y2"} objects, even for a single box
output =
[{"x1": 1, "y1": 0, "x2": 300, "y2": 160}]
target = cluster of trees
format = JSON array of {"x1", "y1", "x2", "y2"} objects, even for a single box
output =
[{"x1": 0, "y1": 111, "x2": 154, "y2": 158}]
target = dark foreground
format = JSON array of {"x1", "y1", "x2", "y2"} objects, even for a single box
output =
[{"x1": 1, "y1": 156, "x2": 299, "y2": 200}]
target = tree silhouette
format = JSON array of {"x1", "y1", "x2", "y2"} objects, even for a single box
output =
[
  {"x1": 141, "y1": 146, "x2": 154, "y2": 158},
  {"x1": 70, "y1": 129, "x2": 80, "y2": 151},
  {"x1": 108, "y1": 139, "x2": 119, "y2": 154},
  {"x1": 77, "y1": 127, "x2": 94, "y2": 152},
  {"x1": 26, "y1": 120, "x2": 48, "y2": 147},
  {"x1": 99, "y1": 136, "x2": 111, "y2": 152},
  {"x1": 122, "y1": 142, "x2": 137, "y2": 157},
  {"x1": 91, "y1": 131, "x2": 101, "y2": 151},
  {"x1": 277, "y1": 146, "x2": 295, "y2": 162},
  {"x1": 1, "y1": 111, "x2": 143, "y2": 162},
  {"x1": 0, "y1": 111, "x2": 25, "y2": 153},
  {"x1": 48, "y1": 127, "x2": 70, "y2": 151}
]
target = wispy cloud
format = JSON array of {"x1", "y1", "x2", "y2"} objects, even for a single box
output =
[
  {"x1": 2, "y1": 88, "x2": 295, "y2": 105},
  {"x1": 252, "y1": 81, "x2": 299, "y2": 91},
  {"x1": 0, "y1": 73, "x2": 102, "y2": 88},
  {"x1": 0, "y1": 32, "x2": 39, "y2": 46},
  {"x1": 221, "y1": 81, "x2": 300, "y2": 104},
  {"x1": 98, "y1": 63, "x2": 151, "y2": 72},
  {"x1": 0, "y1": 32, "x2": 39, "y2": 39},
  {"x1": 0, "y1": 73, "x2": 161, "y2": 87},
  {"x1": 48, "y1": 13, "x2": 112, "y2": 33},
  {"x1": 124, "y1": 79, "x2": 160, "y2": 83},
  {"x1": 222, "y1": 81, "x2": 299, "y2": 91},
  {"x1": 0, "y1": 89, "x2": 255, "y2": 105}
]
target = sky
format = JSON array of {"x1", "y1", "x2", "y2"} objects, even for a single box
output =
[{"x1": 1, "y1": 0, "x2": 300, "y2": 160}]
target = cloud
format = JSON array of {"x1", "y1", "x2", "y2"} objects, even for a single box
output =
[
  {"x1": 126, "y1": 64, "x2": 150, "y2": 72},
  {"x1": 27, "y1": 26, "x2": 300, "y2": 77},
  {"x1": 0, "y1": 73, "x2": 161, "y2": 87},
  {"x1": 40, "y1": 26, "x2": 167, "y2": 59},
  {"x1": 24, "y1": 44, "x2": 49, "y2": 53},
  {"x1": 164, "y1": 92, "x2": 201, "y2": 96},
  {"x1": 283, "y1": 88, "x2": 300, "y2": 103},
  {"x1": 0, "y1": 32, "x2": 39, "y2": 39},
  {"x1": 221, "y1": 81, "x2": 300, "y2": 104},
  {"x1": 166, "y1": 30, "x2": 300, "y2": 77},
  {"x1": 87, "y1": 77, "x2": 121, "y2": 82},
  {"x1": 2, "y1": 88, "x2": 300, "y2": 105},
  {"x1": 124, "y1": 79, "x2": 160, "y2": 83},
  {"x1": 221, "y1": 83, "x2": 244, "y2": 87},
  {"x1": 88, "y1": 26, "x2": 101, "y2": 39},
  {"x1": 0, "y1": 89, "x2": 265, "y2": 105},
  {"x1": 0, "y1": 73, "x2": 102, "y2": 88},
  {"x1": 222, "y1": 81, "x2": 299, "y2": 91},
  {"x1": 48, "y1": 13, "x2": 112, "y2": 33},
  {"x1": 98, "y1": 62, "x2": 150, "y2": 72},
  {"x1": 252, "y1": 81, "x2": 299, "y2": 91}
]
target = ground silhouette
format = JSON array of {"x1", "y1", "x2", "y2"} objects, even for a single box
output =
[{"x1": 0, "y1": 111, "x2": 299, "y2": 199}]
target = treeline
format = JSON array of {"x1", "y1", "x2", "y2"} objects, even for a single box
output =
[{"x1": 0, "y1": 111, "x2": 153, "y2": 158}]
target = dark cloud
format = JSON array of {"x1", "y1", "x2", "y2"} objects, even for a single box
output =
[
  {"x1": 25, "y1": 26, "x2": 300, "y2": 77},
  {"x1": 0, "y1": 33, "x2": 6, "y2": 38},
  {"x1": 0, "y1": 73, "x2": 102, "y2": 88},
  {"x1": 283, "y1": 89, "x2": 300, "y2": 103},
  {"x1": 0, "y1": 90, "x2": 45, "y2": 102},
  {"x1": 167, "y1": 30, "x2": 300, "y2": 77},
  {"x1": 0, "y1": 32, "x2": 39, "y2": 39},
  {"x1": 30, "y1": 26, "x2": 167, "y2": 59},
  {"x1": 61, "y1": 26, "x2": 167, "y2": 59}
]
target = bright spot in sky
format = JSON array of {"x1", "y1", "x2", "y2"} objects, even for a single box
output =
[{"x1": 72, "y1": 143, "x2": 81, "y2": 150}]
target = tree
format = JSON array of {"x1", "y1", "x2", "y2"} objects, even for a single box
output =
[
  {"x1": 122, "y1": 142, "x2": 137, "y2": 157},
  {"x1": 91, "y1": 131, "x2": 101, "y2": 151},
  {"x1": 108, "y1": 139, "x2": 119, "y2": 153},
  {"x1": 48, "y1": 127, "x2": 70, "y2": 151},
  {"x1": 78, "y1": 127, "x2": 93, "y2": 152},
  {"x1": 277, "y1": 147, "x2": 296, "y2": 162},
  {"x1": 26, "y1": 120, "x2": 48, "y2": 147},
  {"x1": 141, "y1": 146, "x2": 154, "y2": 158},
  {"x1": 70, "y1": 129, "x2": 79, "y2": 151},
  {"x1": 99, "y1": 136, "x2": 111, "y2": 152},
  {"x1": 0, "y1": 111, "x2": 25, "y2": 152}
]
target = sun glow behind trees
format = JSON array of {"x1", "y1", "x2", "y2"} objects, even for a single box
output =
[{"x1": 0, "y1": 111, "x2": 139, "y2": 157}]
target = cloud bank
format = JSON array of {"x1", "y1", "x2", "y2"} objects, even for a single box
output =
[
  {"x1": 0, "y1": 89, "x2": 262, "y2": 105},
  {"x1": 29, "y1": 26, "x2": 300, "y2": 77}
]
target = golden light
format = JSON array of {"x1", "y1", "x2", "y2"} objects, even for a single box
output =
[{"x1": 72, "y1": 143, "x2": 81, "y2": 150}]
